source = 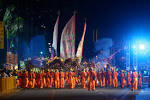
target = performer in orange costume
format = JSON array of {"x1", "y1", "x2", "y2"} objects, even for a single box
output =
[
  {"x1": 31, "y1": 70, "x2": 36, "y2": 88},
  {"x1": 23, "y1": 70, "x2": 29, "y2": 88},
  {"x1": 65, "y1": 71, "x2": 69, "y2": 85},
  {"x1": 112, "y1": 69, "x2": 118, "y2": 88},
  {"x1": 54, "y1": 69, "x2": 60, "y2": 88},
  {"x1": 35, "y1": 71, "x2": 39, "y2": 87},
  {"x1": 60, "y1": 69, "x2": 65, "y2": 88},
  {"x1": 68, "y1": 68, "x2": 74, "y2": 89},
  {"x1": 88, "y1": 68, "x2": 96, "y2": 91},
  {"x1": 77, "y1": 72, "x2": 81, "y2": 86},
  {"x1": 24, "y1": 70, "x2": 29, "y2": 88},
  {"x1": 86, "y1": 68, "x2": 90, "y2": 87},
  {"x1": 43, "y1": 70, "x2": 47, "y2": 88},
  {"x1": 46, "y1": 69, "x2": 51, "y2": 88},
  {"x1": 75, "y1": 71, "x2": 79, "y2": 87},
  {"x1": 131, "y1": 68, "x2": 138, "y2": 90},
  {"x1": 105, "y1": 69, "x2": 109, "y2": 87},
  {"x1": 102, "y1": 69, "x2": 105, "y2": 87},
  {"x1": 97, "y1": 69, "x2": 103, "y2": 87},
  {"x1": 121, "y1": 70, "x2": 126, "y2": 88},
  {"x1": 72, "y1": 71, "x2": 76, "y2": 88},
  {"x1": 127, "y1": 71, "x2": 131, "y2": 87},
  {"x1": 138, "y1": 71, "x2": 142, "y2": 88},
  {"x1": 36, "y1": 71, "x2": 40, "y2": 88},
  {"x1": 17, "y1": 70, "x2": 22, "y2": 88},
  {"x1": 28, "y1": 69, "x2": 33, "y2": 88},
  {"x1": 93, "y1": 69, "x2": 97, "y2": 87},
  {"x1": 108, "y1": 69, "x2": 112, "y2": 87},
  {"x1": 39, "y1": 71, "x2": 43, "y2": 88},
  {"x1": 50, "y1": 69, "x2": 54, "y2": 88},
  {"x1": 81, "y1": 69, "x2": 86, "y2": 88}
]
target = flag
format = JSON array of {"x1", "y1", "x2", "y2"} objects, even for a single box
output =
[
  {"x1": 76, "y1": 21, "x2": 87, "y2": 63},
  {"x1": 60, "y1": 13, "x2": 76, "y2": 59},
  {"x1": 52, "y1": 16, "x2": 59, "y2": 56}
]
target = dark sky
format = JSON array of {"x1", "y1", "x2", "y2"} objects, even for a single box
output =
[{"x1": 1, "y1": 0, "x2": 150, "y2": 59}]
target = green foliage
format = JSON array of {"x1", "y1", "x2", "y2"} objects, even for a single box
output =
[{"x1": 3, "y1": 5, "x2": 24, "y2": 39}]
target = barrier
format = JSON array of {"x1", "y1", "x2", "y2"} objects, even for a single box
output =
[{"x1": 0, "y1": 77, "x2": 17, "y2": 95}]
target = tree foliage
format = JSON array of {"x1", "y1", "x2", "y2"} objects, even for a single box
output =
[
  {"x1": 3, "y1": 5, "x2": 24, "y2": 50},
  {"x1": 3, "y1": 5, "x2": 24, "y2": 40}
]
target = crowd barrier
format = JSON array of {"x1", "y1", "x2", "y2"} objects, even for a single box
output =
[{"x1": 0, "y1": 77, "x2": 16, "y2": 95}]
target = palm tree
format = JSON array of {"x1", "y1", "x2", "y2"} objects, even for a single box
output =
[
  {"x1": 3, "y1": 5, "x2": 24, "y2": 68},
  {"x1": 3, "y1": 5, "x2": 24, "y2": 52}
]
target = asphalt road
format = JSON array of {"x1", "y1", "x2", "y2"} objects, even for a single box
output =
[{"x1": 1, "y1": 87, "x2": 150, "y2": 100}]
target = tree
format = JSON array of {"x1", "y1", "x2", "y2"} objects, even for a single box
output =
[
  {"x1": 3, "y1": 5, "x2": 24, "y2": 68},
  {"x1": 3, "y1": 5, "x2": 24, "y2": 51}
]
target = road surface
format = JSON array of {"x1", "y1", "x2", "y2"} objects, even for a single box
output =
[{"x1": 1, "y1": 87, "x2": 150, "y2": 100}]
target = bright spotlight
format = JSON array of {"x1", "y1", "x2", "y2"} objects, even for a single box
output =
[{"x1": 139, "y1": 44, "x2": 145, "y2": 50}]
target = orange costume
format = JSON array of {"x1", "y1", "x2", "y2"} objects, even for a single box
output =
[
  {"x1": 65, "y1": 72, "x2": 69, "y2": 85},
  {"x1": 28, "y1": 72, "x2": 33, "y2": 88},
  {"x1": 108, "y1": 71, "x2": 112, "y2": 87},
  {"x1": 54, "y1": 71, "x2": 60, "y2": 88},
  {"x1": 105, "y1": 71, "x2": 109, "y2": 87},
  {"x1": 102, "y1": 71, "x2": 105, "y2": 87},
  {"x1": 43, "y1": 72, "x2": 47, "y2": 88},
  {"x1": 60, "y1": 71, "x2": 65, "y2": 88},
  {"x1": 88, "y1": 70, "x2": 96, "y2": 91},
  {"x1": 77, "y1": 75, "x2": 81, "y2": 85},
  {"x1": 81, "y1": 71, "x2": 86, "y2": 88},
  {"x1": 46, "y1": 71, "x2": 51, "y2": 88},
  {"x1": 138, "y1": 73, "x2": 142, "y2": 88},
  {"x1": 97, "y1": 71, "x2": 103, "y2": 87},
  {"x1": 86, "y1": 71, "x2": 90, "y2": 87},
  {"x1": 68, "y1": 72, "x2": 74, "y2": 89},
  {"x1": 94, "y1": 71, "x2": 97, "y2": 87},
  {"x1": 75, "y1": 72, "x2": 79, "y2": 86},
  {"x1": 31, "y1": 72, "x2": 36, "y2": 88},
  {"x1": 112, "y1": 71, "x2": 118, "y2": 88},
  {"x1": 38, "y1": 72, "x2": 43, "y2": 88},
  {"x1": 17, "y1": 71, "x2": 22, "y2": 88},
  {"x1": 121, "y1": 71, "x2": 126, "y2": 88},
  {"x1": 24, "y1": 71, "x2": 29, "y2": 88},
  {"x1": 50, "y1": 71, "x2": 54, "y2": 88},
  {"x1": 127, "y1": 71, "x2": 131, "y2": 86},
  {"x1": 72, "y1": 72, "x2": 76, "y2": 88},
  {"x1": 131, "y1": 71, "x2": 138, "y2": 90}
]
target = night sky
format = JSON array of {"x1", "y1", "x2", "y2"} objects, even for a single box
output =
[{"x1": 1, "y1": 0, "x2": 150, "y2": 59}]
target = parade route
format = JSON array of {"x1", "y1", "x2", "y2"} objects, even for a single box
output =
[{"x1": 1, "y1": 87, "x2": 150, "y2": 100}]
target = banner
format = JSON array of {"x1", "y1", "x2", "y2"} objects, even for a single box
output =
[
  {"x1": 60, "y1": 14, "x2": 76, "y2": 59},
  {"x1": 52, "y1": 16, "x2": 59, "y2": 56},
  {"x1": 76, "y1": 21, "x2": 86, "y2": 63},
  {"x1": 0, "y1": 21, "x2": 4, "y2": 49}
]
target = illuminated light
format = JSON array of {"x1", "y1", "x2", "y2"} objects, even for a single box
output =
[
  {"x1": 48, "y1": 43, "x2": 51, "y2": 45},
  {"x1": 139, "y1": 44, "x2": 145, "y2": 50},
  {"x1": 40, "y1": 51, "x2": 43, "y2": 55}
]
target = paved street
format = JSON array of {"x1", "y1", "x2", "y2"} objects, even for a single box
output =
[{"x1": 1, "y1": 86, "x2": 150, "y2": 100}]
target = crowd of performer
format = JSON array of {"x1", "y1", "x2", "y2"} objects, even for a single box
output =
[{"x1": 16, "y1": 64, "x2": 142, "y2": 91}]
